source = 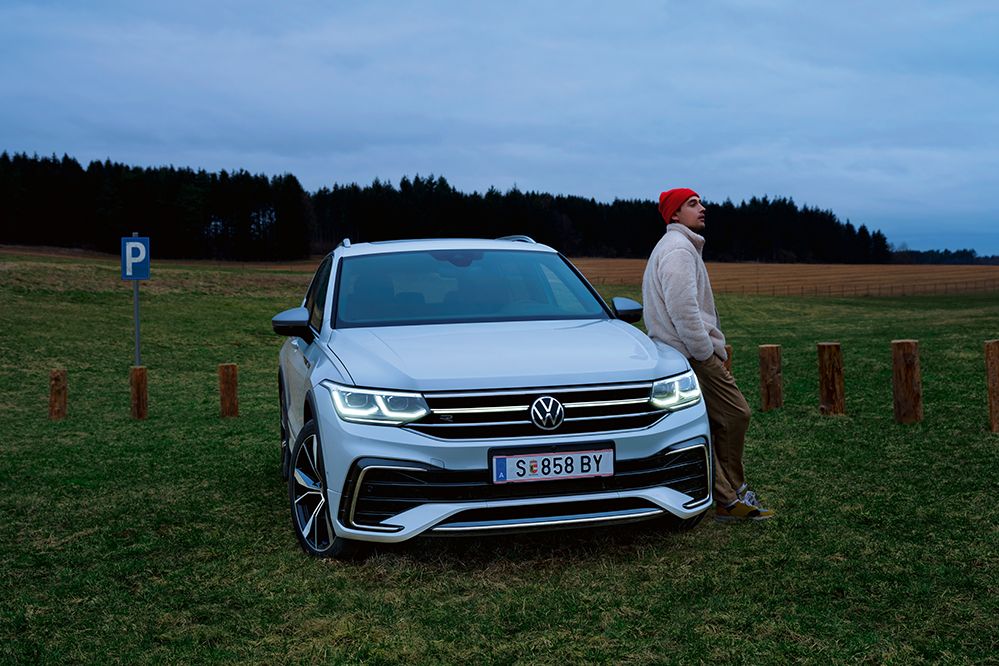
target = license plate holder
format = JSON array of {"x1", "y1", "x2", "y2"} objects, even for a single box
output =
[{"x1": 489, "y1": 443, "x2": 615, "y2": 484}]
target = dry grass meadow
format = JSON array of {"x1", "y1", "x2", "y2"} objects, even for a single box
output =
[
  {"x1": 572, "y1": 258, "x2": 999, "y2": 296},
  {"x1": 6, "y1": 245, "x2": 999, "y2": 298}
]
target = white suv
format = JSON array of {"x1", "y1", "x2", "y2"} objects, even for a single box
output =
[{"x1": 273, "y1": 237, "x2": 711, "y2": 558}]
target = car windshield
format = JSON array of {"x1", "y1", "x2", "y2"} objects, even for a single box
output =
[{"x1": 334, "y1": 249, "x2": 608, "y2": 328}]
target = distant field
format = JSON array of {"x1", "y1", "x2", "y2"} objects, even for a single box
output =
[
  {"x1": 572, "y1": 258, "x2": 999, "y2": 296},
  {"x1": 5, "y1": 245, "x2": 996, "y2": 298},
  {"x1": 0, "y1": 245, "x2": 999, "y2": 296}
]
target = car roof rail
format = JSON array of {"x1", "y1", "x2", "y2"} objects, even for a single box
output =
[
  {"x1": 496, "y1": 235, "x2": 536, "y2": 244},
  {"x1": 337, "y1": 238, "x2": 352, "y2": 248}
]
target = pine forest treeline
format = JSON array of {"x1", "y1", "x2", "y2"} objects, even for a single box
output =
[
  {"x1": 2, "y1": 151, "x2": 980, "y2": 264},
  {"x1": 0, "y1": 153, "x2": 312, "y2": 260}
]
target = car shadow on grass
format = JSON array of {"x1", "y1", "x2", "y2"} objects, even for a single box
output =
[{"x1": 359, "y1": 516, "x2": 704, "y2": 570}]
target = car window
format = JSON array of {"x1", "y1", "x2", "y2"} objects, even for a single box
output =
[
  {"x1": 307, "y1": 257, "x2": 333, "y2": 332},
  {"x1": 539, "y1": 264, "x2": 593, "y2": 315},
  {"x1": 335, "y1": 249, "x2": 607, "y2": 328},
  {"x1": 303, "y1": 259, "x2": 323, "y2": 312}
]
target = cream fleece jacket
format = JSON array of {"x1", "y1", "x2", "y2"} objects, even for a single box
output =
[{"x1": 641, "y1": 223, "x2": 727, "y2": 362}]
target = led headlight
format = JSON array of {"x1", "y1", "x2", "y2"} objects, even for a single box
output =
[
  {"x1": 650, "y1": 370, "x2": 701, "y2": 411},
  {"x1": 325, "y1": 382, "x2": 429, "y2": 425}
]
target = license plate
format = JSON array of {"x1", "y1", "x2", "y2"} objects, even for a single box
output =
[{"x1": 492, "y1": 448, "x2": 614, "y2": 484}]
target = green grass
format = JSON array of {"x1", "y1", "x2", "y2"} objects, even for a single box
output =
[{"x1": 1, "y1": 253, "x2": 997, "y2": 664}]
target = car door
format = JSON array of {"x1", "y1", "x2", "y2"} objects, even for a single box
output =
[{"x1": 286, "y1": 256, "x2": 333, "y2": 433}]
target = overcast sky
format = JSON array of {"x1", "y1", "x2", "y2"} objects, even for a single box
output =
[{"x1": 2, "y1": 1, "x2": 998, "y2": 254}]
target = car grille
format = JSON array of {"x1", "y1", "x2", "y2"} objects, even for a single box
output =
[
  {"x1": 340, "y1": 441, "x2": 709, "y2": 530},
  {"x1": 405, "y1": 381, "x2": 667, "y2": 440}
]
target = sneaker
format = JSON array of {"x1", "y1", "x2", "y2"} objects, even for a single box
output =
[
  {"x1": 715, "y1": 498, "x2": 772, "y2": 522},
  {"x1": 737, "y1": 483, "x2": 774, "y2": 515}
]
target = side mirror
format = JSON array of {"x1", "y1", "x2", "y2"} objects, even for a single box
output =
[
  {"x1": 611, "y1": 297, "x2": 643, "y2": 324},
  {"x1": 272, "y1": 307, "x2": 314, "y2": 343}
]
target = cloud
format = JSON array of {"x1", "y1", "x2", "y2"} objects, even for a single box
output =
[{"x1": 1, "y1": 0, "x2": 997, "y2": 252}]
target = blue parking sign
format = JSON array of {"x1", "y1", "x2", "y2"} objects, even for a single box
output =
[{"x1": 121, "y1": 237, "x2": 150, "y2": 280}]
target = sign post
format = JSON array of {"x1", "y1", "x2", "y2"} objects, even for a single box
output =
[{"x1": 121, "y1": 234, "x2": 150, "y2": 366}]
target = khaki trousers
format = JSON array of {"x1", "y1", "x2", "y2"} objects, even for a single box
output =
[{"x1": 689, "y1": 354, "x2": 752, "y2": 505}]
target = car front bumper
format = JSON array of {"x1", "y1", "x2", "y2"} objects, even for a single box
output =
[{"x1": 315, "y1": 393, "x2": 712, "y2": 543}]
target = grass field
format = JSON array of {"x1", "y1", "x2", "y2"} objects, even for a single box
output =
[{"x1": 2, "y1": 251, "x2": 998, "y2": 664}]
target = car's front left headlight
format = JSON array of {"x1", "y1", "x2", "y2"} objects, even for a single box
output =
[
  {"x1": 649, "y1": 370, "x2": 701, "y2": 411},
  {"x1": 324, "y1": 382, "x2": 429, "y2": 425}
]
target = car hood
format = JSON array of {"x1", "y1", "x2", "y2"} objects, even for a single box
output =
[{"x1": 327, "y1": 319, "x2": 688, "y2": 391}]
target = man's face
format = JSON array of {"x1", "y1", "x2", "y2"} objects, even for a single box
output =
[{"x1": 672, "y1": 196, "x2": 706, "y2": 232}]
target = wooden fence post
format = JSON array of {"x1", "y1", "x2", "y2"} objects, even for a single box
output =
[
  {"x1": 986, "y1": 340, "x2": 999, "y2": 433},
  {"x1": 49, "y1": 369, "x2": 67, "y2": 420},
  {"x1": 891, "y1": 340, "x2": 922, "y2": 424},
  {"x1": 219, "y1": 363, "x2": 239, "y2": 418},
  {"x1": 817, "y1": 343, "x2": 845, "y2": 415},
  {"x1": 758, "y1": 344, "x2": 783, "y2": 411},
  {"x1": 724, "y1": 344, "x2": 733, "y2": 373},
  {"x1": 130, "y1": 366, "x2": 148, "y2": 420}
]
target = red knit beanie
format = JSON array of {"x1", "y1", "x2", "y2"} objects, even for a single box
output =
[{"x1": 658, "y1": 188, "x2": 699, "y2": 224}]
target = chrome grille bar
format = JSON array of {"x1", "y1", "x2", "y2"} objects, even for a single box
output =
[
  {"x1": 564, "y1": 398, "x2": 650, "y2": 408},
  {"x1": 427, "y1": 381, "x2": 654, "y2": 399},
  {"x1": 433, "y1": 405, "x2": 529, "y2": 415}
]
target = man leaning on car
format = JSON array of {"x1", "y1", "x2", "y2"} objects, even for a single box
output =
[{"x1": 641, "y1": 187, "x2": 774, "y2": 522}]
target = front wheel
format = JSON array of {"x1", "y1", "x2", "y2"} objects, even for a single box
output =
[{"x1": 287, "y1": 421, "x2": 367, "y2": 559}]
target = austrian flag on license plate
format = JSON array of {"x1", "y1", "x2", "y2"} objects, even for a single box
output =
[{"x1": 492, "y1": 448, "x2": 614, "y2": 484}]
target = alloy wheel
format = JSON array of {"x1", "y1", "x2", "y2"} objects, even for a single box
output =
[{"x1": 291, "y1": 434, "x2": 335, "y2": 552}]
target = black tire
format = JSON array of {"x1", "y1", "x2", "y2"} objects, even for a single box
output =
[
  {"x1": 278, "y1": 377, "x2": 291, "y2": 480},
  {"x1": 287, "y1": 420, "x2": 368, "y2": 559}
]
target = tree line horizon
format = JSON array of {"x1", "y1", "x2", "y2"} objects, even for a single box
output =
[{"x1": 2, "y1": 151, "x2": 995, "y2": 265}]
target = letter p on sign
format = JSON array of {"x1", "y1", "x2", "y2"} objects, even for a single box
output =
[{"x1": 121, "y1": 237, "x2": 150, "y2": 280}]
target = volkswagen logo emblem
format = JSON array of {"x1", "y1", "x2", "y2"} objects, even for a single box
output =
[{"x1": 530, "y1": 396, "x2": 565, "y2": 430}]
